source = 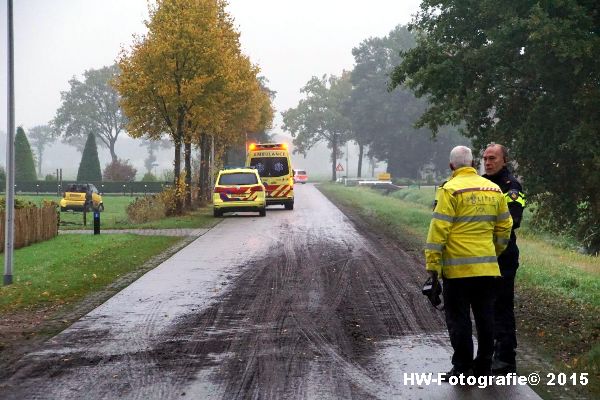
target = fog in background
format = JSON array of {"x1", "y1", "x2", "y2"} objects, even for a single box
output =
[{"x1": 0, "y1": 0, "x2": 420, "y2": 179}]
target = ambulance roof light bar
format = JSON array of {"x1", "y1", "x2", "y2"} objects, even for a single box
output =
[{"x1": 249, "y1": 143, "x2": 289, "y2": 150}]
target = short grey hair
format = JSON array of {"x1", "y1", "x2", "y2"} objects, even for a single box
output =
[{"x1": 449, "y1": 146, "x2": 473, "y2": 168}]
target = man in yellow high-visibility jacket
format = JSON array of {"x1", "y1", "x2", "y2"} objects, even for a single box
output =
[{"x1": 425, "y1": 146, "x2": 513, "y2": 379}]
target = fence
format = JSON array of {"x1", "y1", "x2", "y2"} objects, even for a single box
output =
[{"x1": 0, "y1": 206, "x2": 59, "y2": 252}]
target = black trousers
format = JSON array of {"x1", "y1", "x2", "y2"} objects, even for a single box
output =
[
  {"x1": 443, "y1": 276, "x2": 496, "y2": 373},
  {"x1": 494, "y1": 274, "x2": 517, "y2": 365}
]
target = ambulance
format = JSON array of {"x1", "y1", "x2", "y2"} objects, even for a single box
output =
[{"x1": 246, "y1": 143, "x2": 294, "y2": 210}]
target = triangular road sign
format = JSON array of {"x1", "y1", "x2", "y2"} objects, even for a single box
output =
[{"x1": 336, "y1": 163, "x2": 344, "y2": 172}]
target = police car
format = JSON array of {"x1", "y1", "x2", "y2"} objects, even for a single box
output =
[{"x1": 212, "y1": 168, "x2": 266, "y2": 217}]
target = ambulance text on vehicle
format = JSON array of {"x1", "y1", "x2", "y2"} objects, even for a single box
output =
[{"x1": 246, "y1": 143, "x2": 294, "y2": 210}]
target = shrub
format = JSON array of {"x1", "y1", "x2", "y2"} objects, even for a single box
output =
[
  {"x1": 15, "y1": 127, "x2": 37, "y2": 181},
  {"x1": 141, "y1": 172, "x2": 157, "y2": 182},
  {"x1": 44, "y1": 173, "x2": 57, "y2": 181},
  {"x1": 126, "y1": 194, "x2": 167, "y2": 223},
  {"x1": 125, "y1": 176, "x2": 186, "y2": 222},
  {"x1": 0, "y1": 196, "x2": 39, "y2": 211},
  {"x1": 77, "y1": 133, "x2": 102, "y2": 182},
  {"x1": 103, "y1": 159, "x2": 137, "y2": 182},
  {"x1": 160, "y1": 174, "x2": 186, "y2": 216}
]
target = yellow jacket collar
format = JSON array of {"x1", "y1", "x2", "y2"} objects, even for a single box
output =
[{"x1": 451, "y1": 166, "x2": 477, "y2": 178}]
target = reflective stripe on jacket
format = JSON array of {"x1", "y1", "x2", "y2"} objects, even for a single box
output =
[{"x1": 425, "y1": 167, "x2": 513, "y2": 279}]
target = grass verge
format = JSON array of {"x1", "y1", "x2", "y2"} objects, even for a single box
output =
[
  {"x1": 319, "y1": 182, "x2": 599, "y2": 400},
  {"x1": 20, "y1": 194, "x2": 219, "y2": 230},
  {"x1": 0, "y1": 234, "x2": 181, "y2": 313}
]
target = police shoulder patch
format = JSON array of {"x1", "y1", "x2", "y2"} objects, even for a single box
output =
[{"x1": 507, "y1": 189, "x2": 519, "y2": 200}]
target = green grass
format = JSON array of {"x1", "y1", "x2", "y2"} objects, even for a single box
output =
[
  {"x1": 518, "y1": 240, "x2": 600, "y2": 305},
  {"x1": 0, "y1": 234, "x2": 180, "y2": 313},
  {"x1": 320, "y1": 183, "x2": 433, "y2": 241},
  {"x1": 391, "y1": 185, "x2": 438, "y2": 208},
  {"x1": 17, "y1": 194, "x2": 219, "y2": 230}
]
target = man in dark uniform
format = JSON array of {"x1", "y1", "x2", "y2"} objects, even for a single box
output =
[{"x1": 482, "y1": 143, "x2": 526, "y2": 374}]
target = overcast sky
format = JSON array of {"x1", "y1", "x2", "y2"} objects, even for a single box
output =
[{"x1": 0, "y1": 0, "x2": 421, "y2": 176}]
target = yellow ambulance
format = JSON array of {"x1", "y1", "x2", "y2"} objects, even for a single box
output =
[{"x1": 246, "y1": 143, "x2": 294, "y2": 210}]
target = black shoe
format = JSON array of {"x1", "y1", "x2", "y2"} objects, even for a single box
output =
[
  {"x1": 440, "y1": 367, "x2": 473, "y2": 382},
  {"x1": 492, "y1": 360, "x2": 516, "y2": 375}
]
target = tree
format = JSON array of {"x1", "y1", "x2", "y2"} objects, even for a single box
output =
[
  {"x1": 391, "y1": 0, "x2": 600, "y2": 252},
  {"x1": 77, "y1": 133, "x2": 102, "y2": 182},
  {"x1": 282, "y1": 73, "x2": 352, "y2": 181},
  {"x1": 103, "y1": 159, "x2": 137, "y2": 182},
  {"x1": 117, "y1": 0, "x2": 272, "y2": 211},
  {"x1": 140, "y1": 138, "x2": 171, "y2": 174},
  {"x1": 28, "y1": 124, "x2": 56, "y2": 177},
  {"x1": 53, "y1": 64, "x2": 127, "y2": 161},
  {"x1": 15, "y1": 127, "x2": 37, "y2": 181},
  {"x1": 347, "y1": 26, "x2": 469, "y2": 180}
]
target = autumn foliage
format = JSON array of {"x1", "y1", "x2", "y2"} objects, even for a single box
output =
[{"x1": 115, "y1": 0, "x2": 273, "y2": 213}]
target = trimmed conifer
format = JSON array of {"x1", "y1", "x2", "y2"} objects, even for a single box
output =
[
  {"x1": 77, "y1": 133, "x2": 102, "y2": 182},
  {"x1": 15, "y1": 127, "x2": 37, "y2": 181}
]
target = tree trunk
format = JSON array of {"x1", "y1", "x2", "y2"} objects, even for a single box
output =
[
  {"x1": 173, "y1": 140, "x2": 182, "y2": 215},
  {"x1": 109, "y1": 140, "x2": 118, "y2": 163},
  {"x1": 357, "y1": 143, "x2": 364, "y2": 178},
  {"x1": 37, "y1": 149, "x2": 43, "y2": 177},
  {"x1": 331, "y1": 134, "x2": 338, "y2": 181},
  {"x1": 184, "y1": 141, "x2": 192, "y2": 210},
  {"x1": 199, "y1": 135, "x2": 211, "y2": 204}
]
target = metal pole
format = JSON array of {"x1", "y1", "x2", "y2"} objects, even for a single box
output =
[
  {"x1": 4, "y1": 0, "x2": 15, "y2": 285},
  {"x1": 345, "y1": 142, "x2": 349, "y2": 178}
]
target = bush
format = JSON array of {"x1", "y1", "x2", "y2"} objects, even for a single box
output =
[
  {"x1": 125, "y1": 177, "x2": 185, "y2": 222},
  {"x1": 103, "y1": 159, "x2": 137, "y2": 182},
  {"x1": 159, "y1": 174, "x2": 186, "y2": 216},
  {"x1": 0, "y1": 196, "x2": 40, "y2": 211},
  {"x1": 141, "y1": 172, "x2": 157, "y2": 182},
  {"x1": 15, "y1": 127, "x2": 37, "y2": 181},
  {"x1": 393, "y1": 177, "x2": 417, "y2": 186},
  {"x1": 126, "y1": 194, "x2": 167, "y2": 223},
  {"x1": 44, "y1": 174, "x2": 57, "y2": 181}
]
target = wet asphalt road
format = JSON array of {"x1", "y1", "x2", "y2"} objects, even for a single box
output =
[{"x1": 0, "y1": 184, "x2": 540, "y2": 399}]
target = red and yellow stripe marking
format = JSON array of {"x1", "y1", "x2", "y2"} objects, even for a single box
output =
[{"x1": 265, "y1": 184, "x2": 293, "y2": 198}]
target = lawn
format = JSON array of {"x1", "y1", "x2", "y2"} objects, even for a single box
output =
[
  {"x1": 18, "y1": 194, "x2": 220, "y2": 230},
  {"x1": 0, "y1": 234, "x2": 181, "y2": 313}
]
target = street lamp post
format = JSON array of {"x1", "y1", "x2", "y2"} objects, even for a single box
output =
[{"x1": 4, "y1": 0, "x2": 15, "y2": 286}]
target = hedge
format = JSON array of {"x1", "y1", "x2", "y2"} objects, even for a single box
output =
[{"x1": 0, "y1": 181, "x2": 172, "y2": 194}]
